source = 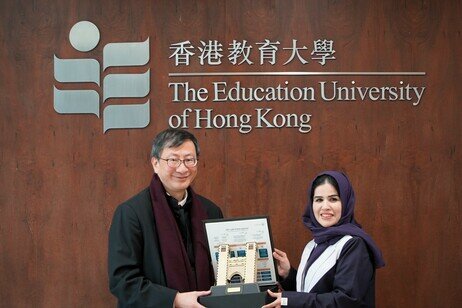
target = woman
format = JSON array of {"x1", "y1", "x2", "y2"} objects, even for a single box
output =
[{"x1": 264, "y1": 171, "x2": 385, "y2": 307}]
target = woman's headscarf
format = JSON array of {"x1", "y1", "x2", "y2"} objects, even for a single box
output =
[{"x1": 302, "y1": 170, "x2": 385, "y2": 268}]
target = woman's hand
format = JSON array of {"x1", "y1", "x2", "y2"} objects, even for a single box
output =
[
  {"x1": 273, "y1": 248, "x2": 291, "y2": 279},
  {"x1": 262, "y1": 289, "x2": 282, "y2": 308}
]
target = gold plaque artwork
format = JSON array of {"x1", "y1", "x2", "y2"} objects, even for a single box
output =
[
  {"x1": 204, "y1": 216, "x2": 278, "y2": 287},
  {"x1": 216, "y1": 242, "x2": 258, "y2": 286}
]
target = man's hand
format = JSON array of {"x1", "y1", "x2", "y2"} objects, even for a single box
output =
[
  {"x1": 273, "y1": 248, "x2": 291, "y2": 279},
  {"x1": 174, "y1": 290, "x2": 211, "y2": 308}
]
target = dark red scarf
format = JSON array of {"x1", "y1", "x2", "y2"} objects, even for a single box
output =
[{"x1": 149, "y1": 174, "x2": 214, "y2": 292}]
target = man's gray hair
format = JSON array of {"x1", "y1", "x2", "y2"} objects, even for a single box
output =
[{"x1": 150, "y1": 128, "x2": 200, "y2": 158}]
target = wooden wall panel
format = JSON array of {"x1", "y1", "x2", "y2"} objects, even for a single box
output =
[{"x1": 1, "y1": 0, "x2": 460, "y2": 307}]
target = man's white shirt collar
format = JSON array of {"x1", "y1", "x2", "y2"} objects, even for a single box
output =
[{"x1": 166, "y1": 190, "x2": 188, "y2": 207}]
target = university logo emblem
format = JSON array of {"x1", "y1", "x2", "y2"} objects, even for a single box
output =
[{"x1": 53, "y1": 21, "x2": 151, "y2": 133}]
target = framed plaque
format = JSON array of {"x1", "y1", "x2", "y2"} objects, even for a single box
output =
[{"x1": 203, "y1": 216, "x2": 278, "y2": 288}]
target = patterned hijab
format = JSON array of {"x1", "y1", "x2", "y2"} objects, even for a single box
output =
[{"x1": 302, "y1": 171, "x2": 385, "y2": 268}]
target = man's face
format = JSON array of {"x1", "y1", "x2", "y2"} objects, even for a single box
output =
[{"x1": 151, "y1": 140, "x2": 198, "y2": 200}]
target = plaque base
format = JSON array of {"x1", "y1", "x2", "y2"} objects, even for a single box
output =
[{"x1": 199, "y1": 283, "x2": 274, "y2": 308}]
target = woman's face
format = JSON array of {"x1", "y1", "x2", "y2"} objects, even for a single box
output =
[{"x1": 312, "y1": 182, "x2": 342, "y2": 227}]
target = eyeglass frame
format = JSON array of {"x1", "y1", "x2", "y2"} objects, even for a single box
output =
[{"x1": 159, "y1": 157, "x2": 198, "y2": 168}]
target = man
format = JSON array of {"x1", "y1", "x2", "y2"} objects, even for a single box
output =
[{"x1": 108, "y1": 128, "x2": 223, "y2": 307}]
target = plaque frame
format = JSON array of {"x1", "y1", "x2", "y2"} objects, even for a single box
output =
[{"x1": 203, "y1": 215, "x2": 279, "y2": 288}]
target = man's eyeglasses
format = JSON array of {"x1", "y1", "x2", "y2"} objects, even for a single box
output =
[{"x1": 160, "y1": 158, "x2": 198, "y2": 168}]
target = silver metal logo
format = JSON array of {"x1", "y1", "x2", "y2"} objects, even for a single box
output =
[{"x1": 53, "y1": 21, "x2": 151, "y2": 133}]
